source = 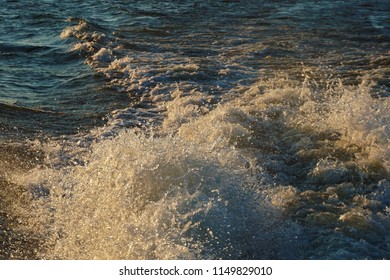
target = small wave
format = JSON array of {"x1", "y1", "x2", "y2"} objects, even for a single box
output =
[
  {"x1": 0, "y1": 42, "x2": 53, "y2": 55},
  {"x1": 0, "y1": 102, "x2": 62, "y2": 115}
]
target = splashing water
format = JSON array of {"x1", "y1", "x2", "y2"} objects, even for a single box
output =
[{"x1": 1, "y1": 0, "x2": 389, "y2": 260}]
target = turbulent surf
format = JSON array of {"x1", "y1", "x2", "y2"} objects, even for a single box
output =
[{"x1": 0, "y1": 0, "x2": 389, "y2": 259}]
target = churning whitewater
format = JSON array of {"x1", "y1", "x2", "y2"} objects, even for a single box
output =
[{"x1": 0, "y1": 0, "x2": 389, "y2": 259}]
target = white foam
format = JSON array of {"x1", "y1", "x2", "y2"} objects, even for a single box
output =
[{"x1": 14, "y1": 73, "x2": 389, "y2": 259}]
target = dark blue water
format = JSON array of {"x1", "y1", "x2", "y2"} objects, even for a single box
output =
[{"x1": 0, "y1": 0, "x2": 389, "y2": 260}]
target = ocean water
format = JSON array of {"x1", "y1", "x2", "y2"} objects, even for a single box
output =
[{"x1": 0, "y1": 0, "x2": 389, "y2": 259}]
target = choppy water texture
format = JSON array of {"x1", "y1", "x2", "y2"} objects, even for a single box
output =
[{"x1": 0, "y1": 0, "x2": 389, "y2": 259}]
